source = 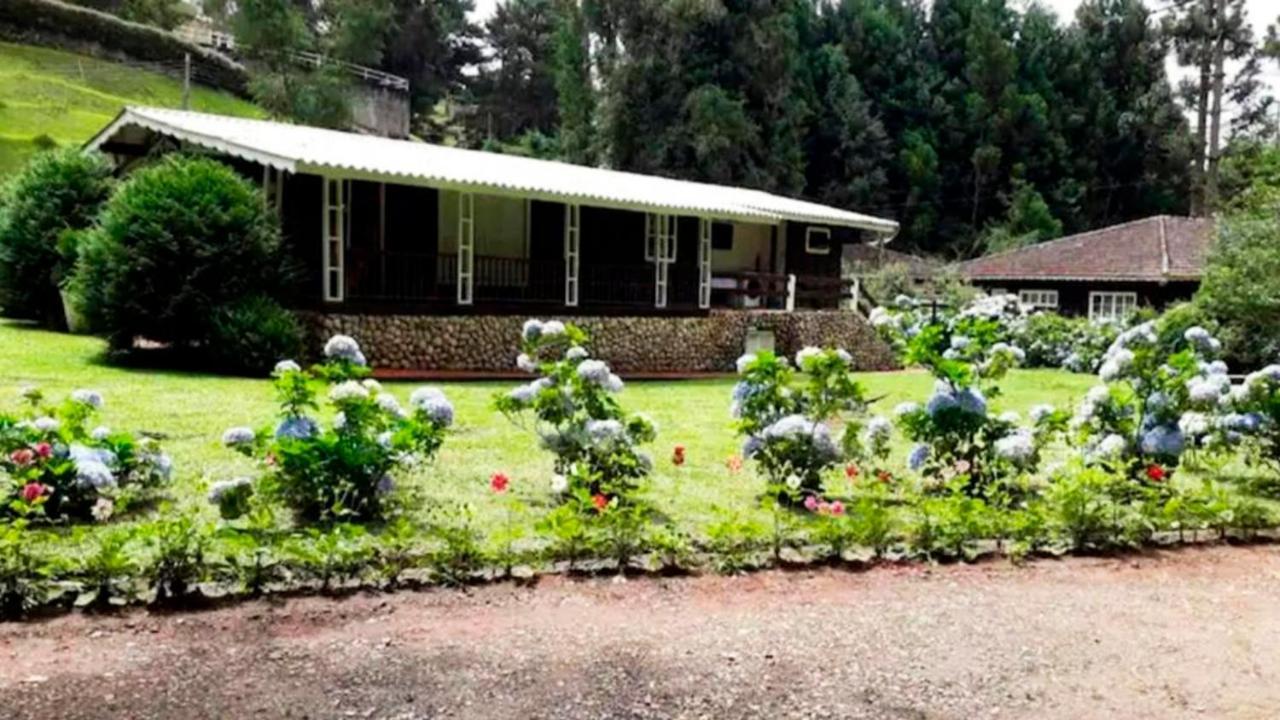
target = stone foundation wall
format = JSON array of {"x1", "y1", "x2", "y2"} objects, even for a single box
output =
[{"x1": 300, "y1": 310, "x2": 899, "y2": 373}]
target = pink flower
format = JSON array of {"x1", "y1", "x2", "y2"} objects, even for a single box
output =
[
  {"x1": 490, "y1": 472, "x2": 510, "y2": 493},
  {"x1": 9, "y1": 448, "x2": 34, "y2": 467},
  {"x1": 20, "y1": 483, "x2": 45, "y2": 502},
  {"x1": 829, "y1": 500, "x2": 845, "y2": 516},
  {"x1": 33, "y1": 442, "x2": 52, "y2": 459},
  {"x1": 803, "y1": 495, "x2": 819, "y2": 512}
]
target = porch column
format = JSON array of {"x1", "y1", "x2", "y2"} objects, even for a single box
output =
[
  {"x1": 698, "y1": 218, "x2": 712, "y2": 309},
  {"x1": 653, "y1": 214, "x2": 674, "y2": 308},
  {"x1": 321, "y1": 176, "x2": 345, "y2": 302},
  {"x1": 457, "y1": 191, "x2": 475, "y2": 305},
  {"x1": 564, "y1": 203, "x2": 580, "y2": 307}
]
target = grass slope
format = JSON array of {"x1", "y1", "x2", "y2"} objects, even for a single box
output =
[
  {"x1": 0, "y1": 320, "x2": 1100, "y2": 535},
  {"x1": 0, "y1": 41, "x2": 262, "y2": 176}
]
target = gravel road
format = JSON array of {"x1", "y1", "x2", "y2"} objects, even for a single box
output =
[{"x1": 3, "y1": 544, "x2": 1280, "y2": 720}]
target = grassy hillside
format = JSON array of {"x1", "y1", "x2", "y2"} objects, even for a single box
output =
[{"x1": 0, "y1": 41, "x2": 262, "y2": 176}]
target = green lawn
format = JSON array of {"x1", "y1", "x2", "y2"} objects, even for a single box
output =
[
  {"x1": 0, "y1": 321, "x2": 1098, "y2": 536},
  {"x1": 0, "y1": 42, "x2": 262, "y2": 176}
]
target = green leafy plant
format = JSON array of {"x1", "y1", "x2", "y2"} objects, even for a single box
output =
[
  {"x1": 137, "y1": 513, "x2": 212, "y2": 604},
  {"x1": 0, "y1": 520, "x2": 60, "y2": 619}
]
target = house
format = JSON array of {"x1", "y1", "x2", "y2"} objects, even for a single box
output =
[
  {"x1": 86, "y1": 107, "x2": 902, "y2": 373},
  {"x1": 957, "y1": 216, "x2": 1215, "y2": 322}
]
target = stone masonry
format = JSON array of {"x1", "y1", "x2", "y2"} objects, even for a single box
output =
[{"x1": 300, "y1": 310, "x2": 899, "y2": 373}]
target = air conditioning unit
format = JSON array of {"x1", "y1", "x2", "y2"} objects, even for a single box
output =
[{"x1": 744, "y1": 328, "x2": 775, "y2": 356}]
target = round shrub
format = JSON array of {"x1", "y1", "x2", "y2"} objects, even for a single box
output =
[
  {"x1": 209, "y1": 295, "x2": 304, "y2": 375},
  {"x1": 69, "y1": 155, "x2": 284, "y2": 350},
  {"x1": 0, "y1": 148, "x2": 113, "y2": 326}
]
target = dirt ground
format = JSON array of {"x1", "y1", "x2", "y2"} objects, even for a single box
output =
[{"x1": 3, "y1": 545, "x2": 1280, "y2": 720}]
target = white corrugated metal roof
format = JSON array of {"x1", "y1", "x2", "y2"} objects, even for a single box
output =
[{"x1": 87, "y1": 107, "x2": 899, "y2": 233}]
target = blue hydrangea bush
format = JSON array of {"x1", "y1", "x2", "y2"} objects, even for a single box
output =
[
  {"x1": 494, "y1": 320, "x2": 656, "y2": 504},
  {"x1": 732, "y1": 347, "x2": 880, "y2": 499},
  {"x1": 1070, "y1": 323, "x2": 1230, "y2": 484},
  {"x1": 894, "y1": 305, "x2": 1065, "y2": 497},
  {"x1": 0, "y1": 387, "x2": 171, "y2": 522},
  {"x1": 1218, "y1": 365, "x2": 1280, "y2": 470},
  {"x1": 217, "y1": 335, "x2": 453, "y2": 523}
]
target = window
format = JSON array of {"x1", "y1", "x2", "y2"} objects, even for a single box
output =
[
  {"x1": 805, "y1": 227, "x2": 831, "y2": 255},
  {"x1": 986, "y1": 287, "x2": 1007, "y2": 297},
  {"x1": 711, "y1": 222, "x2": 734, "y2": 251},
  {"x1": 1018, "y1": 289, "x2": 1059, "y2": 310},
  {"x1": 644, "y1": 213, "x2": 677, "y2": 262},
  {"x1": 1089, "y1": 291, "x2": 1138, "y2": 322}
]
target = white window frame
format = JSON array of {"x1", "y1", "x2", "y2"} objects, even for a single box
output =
[
  {"x1": 321, "y1": 177, "x2": 345, "y2": 302},
  {"x1": 1018, "y1": 289, "x2": 1059, "y2": 310},
  {"x1": 1089, "y1": 291, "x2": 1138, "y2": 323},
  {"x1": 564, "y1": 204, "x2": 580, "y2": 307},
  {"x1": 644, "y1": 213, "x2": 678, "y2": 263},
  {"x1": 456, "y1": 191, "x2": 475, "y2": 305},
  {"x1": 805, "y1": 227, "x2": 832, "y2": 255},
  {"x1": 697, "y1": 218, "x2": 712, "y2": 309}
]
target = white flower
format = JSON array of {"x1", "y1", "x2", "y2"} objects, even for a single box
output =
[
  {"x1": 542, "y1": 320, "x2": 566, "y2": 337},
  {"x1": 323, "y1": 334, "x2": 365, "y2": 364},
  {"x1": 735, "y1": 353, "x2": 757, "y2": 374},
  {"x1": 994, "y1": 430, "x2": 1036, "y2": 466},
  {"x1": 998, "y1": 411, "x2": 1021, "y2": 424},
  {"x1": 516, "y1": 353, "x2": 538, "y2": 372},
  {"x1": 894, "y1": 402, "x2": 920, "y2": 417},
  {"x1": 1086, "y1": 385, "x2": 1111, "y2": 405},
  {"x1": 795, "y1": 346, "x2": 823, "y2": 368},
  {"x1": 377, "y1": 431, "x2": 394, "y2": 448},
  {"x1": 603, "y1": 373, "x2": 624, "y2": 393},
  {"x1": 329, "y1": 380, "x2": 370, "y2": 403},
  {"x1": 333, "y1": 411, "x2": 346, "y2": 430},
  {"x1": 71, "y1": 389, "x2": 103, "y2": 409},
  {"x1": 566, "y1": 346, "x2": 589, "y2": 361},
  {"x1": 785, "y1": 474, "x2": 802, "y2": 490},
  {"x1": 273, "y1": 359, "x2": 301, "y2": 376},
  {"x1": 32, "y1": 416, "x2": 59, "y2": 433},
  {"x1": 208, "y1": 477, "x2": 252, "y2": 504},
  {"x1": 91, "y1": 497, "x2": 114, "y2": 523},
  {"x1": 1096, "y1": 433, "x2": 1128, "y2": 460},
  {"x1": 1187, "y1": 377, "x2": 1224, "y2": 407},
  {"x1": 550, "y1": 474, "x2": 569, "y2": 494},
  {"x1": 950, "y1": 335, "x2": 971, "y2": 351},
  {"x1": 221, "y1": 426, "x2": 256, "y2": 446},
  {"x1": 577, "y1": 359, "x2": 612, "y2": 385},
  {"x1": 835, "y1": 348, "x2": 853, "y2": 365},
  {"x1": 75, "y1": 460, "x2": 115, "y2": 490},
  {"x1": 1029, "y1": 404, "x2": 1055, "y2": 423},
  {"x1": 868, "y1": 307, "x2": 896, "y2": 327},
  {"x1": 91, "y1": 425, "x2": 112, "y2": 441},
  {"x1": 1178, "y1": 411, "x2": 1210, "y2": 438},
  {"x1": 508, "y1": 382, "x2": 540, "y2": 404},
  {"x1": 362, "y1": 378, "x2": 382, "y2": 392},
  {"x1": 377, "y1": 393, "x2": 406, "y2": 418}
]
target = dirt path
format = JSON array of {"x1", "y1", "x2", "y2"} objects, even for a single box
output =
[{"x1": 3, "y1": 545, "x2": 1280, "y2": 720}]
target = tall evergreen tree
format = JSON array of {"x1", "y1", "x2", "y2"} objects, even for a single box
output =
[{"x1": 469, "y1": 0, "x2": 562, "y2": 144}]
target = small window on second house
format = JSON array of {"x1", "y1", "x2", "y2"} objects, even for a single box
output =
[
  {"x1": 1018, "y1": 289, "x2": 1059, "y2": 310},
  {"x1": 805, "y1": 227, "x2": 831, "y2": 255},
  {"x1": 711, "y1": 222, "x2": 734, "y2": 251}
]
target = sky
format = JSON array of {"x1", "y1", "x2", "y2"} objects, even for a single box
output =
[{"x1": 467, "y1": 0, "x2": 1280, "y2": 115}]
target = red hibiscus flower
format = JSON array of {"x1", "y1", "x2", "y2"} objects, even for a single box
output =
[
  {"x1": 9, "y1": 448, "x2": 34, "y2": 467},
  {"x1": 829, "y1": 500, "x2": 846, "y2": 517},
  {"x1": 1145, "y1": 464, "x2": 1166, "y2": 482},
  {"x1": 33, "y1": 442, "x2": 52, "y2": 459},
  {"x1": 672, "y1": 445, "x2": 686, "y2": 467},
  {"x1": 20, "y1": 483, "x2": 45, "y2": 502},
  {"x1": 490, "y1": 472, "x2": 510, "y2": 493},
  {"x1": 592, "y1": 493, "x2": 609, "y2": 512},
  {"x1": 845, "y1": 463, "x2": 860, "y2": 480}
]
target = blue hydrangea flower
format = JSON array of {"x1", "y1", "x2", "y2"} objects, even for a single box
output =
[
  {"x1": 275, "y1": 416, "x2": 319, "y2": 440},
  {"x1": 603, "y1": 373, "x2": 624, "y2": 393},
  {"x1": 1029, "y1": 404, "x2": 1055, "y2": 424},
  {"x1": 410, "y1": 387, "x2": 454, "y2": 427},
  {"x1": 273, "y1": 360, "x2": 301, "y2": 376},
  {"x1": 994, "y1": 430, "x2": 1036, "y2": 466},
  {"x1": 208, "y1": 477, "x2": 252, "y2": 504},
  {"x1": 955, "y1": 387, "x2": 987, "y2": 416},
  {"x1": 71, "y1": 389, "x2": 103, "y2": 409},
  {"x1": 566, "y1": 346, "x2": 589, "y2": 361},
  {"x1": 323, "y1": 335, "x2": 365, "y2": 365},
  {"x1": 742, "y1": 435, "x2": 763, "y2": 458},
  {"x1": 894, "y1": 401, "x2": 920, "y2": 418},
  {"x1": 329, "y1": 380, "x2": 370, "y2": 403},
  {"x1": 577, "y1": 359, "x2": 612, "y2": 385},
  {"x1": 75, "y1": 459, "x2": 115, "y2": 490},
  {"x1": 32, "y1": 416, "x2": 59, "y2": 433},
  {"x1": 376, "y1": 475, "x2": 395, "y2": 495},
  {"x1": 521, "y1": 319, "x2": 544, "y2": 342},
  {"x1": 907, "y1": 443, "x2": 930, "y2": 471},
  {"x1": 91, "y1": 426, "x2": 112, "y2": 441},
  {"x1": 926, "y1": 391, "x2": 957, "y2": 416},
  {"x1": 222, "y1": 426, "x2": 256, "y2": 447},
  {"x1": 1140, "y1": 425, "x2": 1185, "y2": 458},
  {"x1": 508, "y1": 382, "x2": 539, "y2": 405},
  {"x1": 585, "y1": 419, "x2": 625, "y2": 447},
  {"x1": 377, "y1": 394, "x2": 407, "y2": 418}
]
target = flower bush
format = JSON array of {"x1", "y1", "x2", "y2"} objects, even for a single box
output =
[
  {"x1": 495, "y1": 320, "x2": 655, "y2": 505},
  {"x1": 732, "y1": 346, "x2": 879, "y2": 499},
  {"x1": 217, "y1": 335, "x2": 452, "y2": 523},
  {"x1": 893, "y1": 303, "x2": 1064, "y2": 496},
  {"x1": 1, "y1": 387, "x2": 171, "y2": 521},
  {"x1": 1070, "y1": 322, "x2": 1227, "y2": 484},
  {"x1": 1012, "y1": 312, "x2": 1123, "y2": 373}
]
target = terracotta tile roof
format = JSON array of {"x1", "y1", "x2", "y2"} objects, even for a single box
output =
[{"x1": 958, "y1": 216, "x2": 1215, "y2": 283}]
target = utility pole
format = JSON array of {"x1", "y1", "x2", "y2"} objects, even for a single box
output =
[
  {"x1": 1204, "y1": 0, "x2": 1226, "y2": 215},
  {"x1": 181, "y1": 53, "x2": 191, "y2": 110}
]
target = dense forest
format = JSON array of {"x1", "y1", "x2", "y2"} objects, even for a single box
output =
[{"x1": 83, "y1": 0, "x2": 1280, "y2": 257}]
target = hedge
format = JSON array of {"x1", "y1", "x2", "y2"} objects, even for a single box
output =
[{"x1": 0, "y1": 0, "x2": 249, "y2": 97}]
